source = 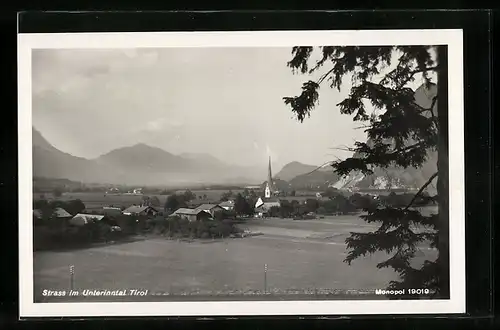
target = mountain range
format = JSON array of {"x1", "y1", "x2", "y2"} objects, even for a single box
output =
[
  {"x1": 33, "y1": 129, "x2": 268, "y2": 186},
  {"x1": 33, "y1": 126, "x2": 435, "y2": 191},
  {"x1": 32, "y1": 84, "x2": 437, "y2": 190}
]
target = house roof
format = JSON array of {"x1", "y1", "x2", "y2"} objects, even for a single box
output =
[
  {"x1": 172, "y1": 208, "x2": 210, "y2": 216},
  {"x1": 195, "y1": 204, "x2": 223, "y2": 211},
  {"x1": 55, "y1": 208, "x2": 72, "y2": 218},
  {"x1": 255, "y1": 203, "x2": 280, "y2": 211},
  {"x1": 259, "y1": 197, "x2": 281, "y2": 203},
  {"x1": 218, "y1": 201, "x2": 234, "y2": 207},
  {"x1": 70, "y1": 213, "x2": 105, "y2": 226},
  {"x1": 33, "y1": 207, "x2": 72, "y2": 219},
  {"x1": 72, "y1": 213, "x2": 105, "y2": 221},
  {"x1": 122, "y1": 205, "x2": 157, "y2": 214},
  {"x1": 103, "y1": 207, "x2": 122, "y2": 215}
]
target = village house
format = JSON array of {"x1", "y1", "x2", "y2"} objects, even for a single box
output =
[
  {"x1": 171, "y1": 208, "x2": 212, "y2": 222},
  {"x1": 194, "y1": 204, "x2": 225, "y2": 216},
  {"x1": 70, "y1": 213, "x2": 106, "y2": 226},
  {"x1": 102, "y1": 206, "x2": 123, "y2": 217},
  {"x1": 70, "y1": 213, "x2": 121, "y2": 228},
  {"x1": 254, "y1": 197, "x2": 281, "y2": 218},
  {"x1": 33, "y1": 207, "x2": 73, "y2": 227},
  {"x1": 218, "y1": 200, "x2": 235, "y2": 211},
  {"x1": 122, "y1": 205, "x2": 158, "y2": 217},
  {"x1": 33, "y1": 207, "x2": 72, "y2": 220}
]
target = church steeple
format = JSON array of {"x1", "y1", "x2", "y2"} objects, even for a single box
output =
[{"x1": 265, "y1": 156, "x2": 273, "y2": 198}]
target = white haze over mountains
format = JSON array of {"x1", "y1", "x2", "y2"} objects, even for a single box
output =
[
  {"x1": 32, "y1": 47, "x2": 370, "y2": 172},
  {"x1": 32, "y1": 47, "x2": 437, "y2": 188}
]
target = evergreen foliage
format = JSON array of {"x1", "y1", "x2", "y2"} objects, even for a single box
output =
[{"x1": 284, "y1": 46, "x2": 448, "y2": 298}]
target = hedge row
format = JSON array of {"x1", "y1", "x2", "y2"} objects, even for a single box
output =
[{"x1": 147, "y1": 216, "x2": 241, "y2": 239}]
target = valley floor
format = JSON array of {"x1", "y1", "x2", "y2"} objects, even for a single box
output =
[{"x1": 33, "y1": 215, "x2": 437, "y2": 302}]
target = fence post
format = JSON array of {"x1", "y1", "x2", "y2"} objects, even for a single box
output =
[
  {"x1": 69, "y1": 265, "x2": 75, "y2": 291},
  {"x1": 264, "y1": 263, "x2": 267, "y2": 293}
]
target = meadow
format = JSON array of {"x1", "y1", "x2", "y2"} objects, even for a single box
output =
[
  {"x1": 33, "y1": 214, "x2": 438, "y2": 302},
  {"x1": 33, "y1": 190, "x2": 246, "y2": 211}
]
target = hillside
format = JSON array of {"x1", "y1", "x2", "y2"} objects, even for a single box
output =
[
  {"x1": 289, "y1": 168, "x2": 341, "y2": 190},
  {"x1": 33, "y1": 128, "x2": 112, "y2": 183},
  {"x1": 274, "y1": 161, "x2": 320, "y2": 181},
  {"x1": 96, "y1": 143, "x2": 191, "y2": 173},
  {"x1": 32, "y1": 128, "x2": 264, "y2": 186},
  {"x1": 179, "y1": 152, "x2": 226, "y2": 168}
]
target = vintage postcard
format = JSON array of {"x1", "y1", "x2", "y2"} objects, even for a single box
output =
[{"x1": 18, "y1": 29, "x2": 465, "y2": 317}]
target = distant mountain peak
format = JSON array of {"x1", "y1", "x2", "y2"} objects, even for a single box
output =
[
  {"x1": 99, "y1": 142, "x2": 173, "y2": 157},
  {"x1": 32, "y1": 127, "x2": 56, "y2": 151},
  {"x1": 275, "y1": 161, "x2": 320, "y2": 181}
]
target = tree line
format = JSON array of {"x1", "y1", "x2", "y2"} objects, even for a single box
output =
[{"x1": 32, "y1": 197, "x2": 244, "y2": 251}]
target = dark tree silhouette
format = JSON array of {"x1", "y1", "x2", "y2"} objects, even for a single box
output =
[
  {"x1": 52, "y1": 187, "x2": 63, "y2": 197},
  {"x1": 284, "y1": 45, "x2": 448, "y2": 298},
  {"x1": 220, "y1": 190, "x2": 233, "y2": 202},
  {"x1": 64, "y1": 199, "x2": 86, "y2": 215},
  {"x1": 234, "y1": 193, "x2": 254, "y2": 216},
  {"x1": 164, "y1": 194, "x2": 188, "y2": 212},
  {"x1": 183, "y1": 190, "x2": 196, "y2": 201},
  {"x1": 149, "y1": 196, "x2": 161, "y2": 207}
]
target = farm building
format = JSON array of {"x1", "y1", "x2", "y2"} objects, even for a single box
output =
[
  {"x1": 33, "y1": 207, "x2": 72, "y2": 221},
  {"x1": 70, "y1": 213, "x2": 105, "y2": 226},
  {"x1": 254, "y1": 197, "x2": 281, "y2": 209},
  {"x1": 33, "y1": 207, "x2": 73, "y2": 231},
  {"x1": 254, "y1": 197, "x2": 281, "y2": 218},
  {"x1": 194, "y1": 204, "x2": 225, "y2": 216},
  {"x1": 171, "y1": 208, "x2": 212, "y2": 222},
  {"x1": 69, "y1": 214, "x2": 120, "y2": 233},
  {"x1": 122, "y1": 205, "x2": 158, "y2": 216},
  {"x1": 33, "y1": 207, "x2": 73, "y2": 228},
  {"x1": 187, "y1": 199, "x2": 218, "y2": 208},
  {"x1": 218, "y1": 200, "x2": 235, "y2": 211},
  {"x1": 102, "y1": 206, "x2": 122, "y2": 217}
]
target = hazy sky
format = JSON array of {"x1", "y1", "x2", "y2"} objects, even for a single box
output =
[{"x1": 32, "y1": 47, "x2": 430, "y2": 169}]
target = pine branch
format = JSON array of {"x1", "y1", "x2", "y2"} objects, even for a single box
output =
[
  {"x1": 330, "y1": 147, "x2": 355, "y2": 153},
  {"x1": 397, "y1": 66, "x2": 439, "y2": 89},
  {"x1": 388, "y1": 141, "x2": 425, "y2": 156},
  {"x1": 427, "y1": 95, "x2": 439, "y2": 129},
  {"x1": 299, "y1": 161, "x2": 334, "y2": 177},
  {"x1": 404, "y1": 172, "x2": 438, "y2": 211},
  {"x1": 354, "y1": 124, "x2": 373, "y2": 130},
  {"x1": 317, "y1": 67, "x2": 336, "y2": 85}
]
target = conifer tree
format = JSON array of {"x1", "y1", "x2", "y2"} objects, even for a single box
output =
[{"x1": 284, "y1": 46, "x2": 449, "y2": 298}]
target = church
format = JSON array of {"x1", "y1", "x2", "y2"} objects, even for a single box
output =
[{"x1": 254, "y1": 156, "x2": 281, "y2": 217}]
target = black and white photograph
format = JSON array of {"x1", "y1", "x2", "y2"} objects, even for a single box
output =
[{"x1": 18, "y1": 30, "x2": 465, "y2": 317}]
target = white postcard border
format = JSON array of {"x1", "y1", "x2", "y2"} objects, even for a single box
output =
[{"x1": 18, "y1": 29, "x2": 465, "y2": 317}]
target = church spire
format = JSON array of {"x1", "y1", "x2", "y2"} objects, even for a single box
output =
[{"x1": 267, "y1": 156, "x2": 273, "y2": 192}]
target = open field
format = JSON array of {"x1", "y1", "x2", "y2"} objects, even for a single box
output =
[
  {"x1": 33, "y1": 192, "x2": 166, "y2": 211},
  {"x1": 33, "y1": 214, "x2": 438, "y2": 302},
  {"x1": 33, "y1": 190, "x2": 249, "y2": 212},
  {"x1": 176, "y1": 189, "x2": 245, "y2": 200}
]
